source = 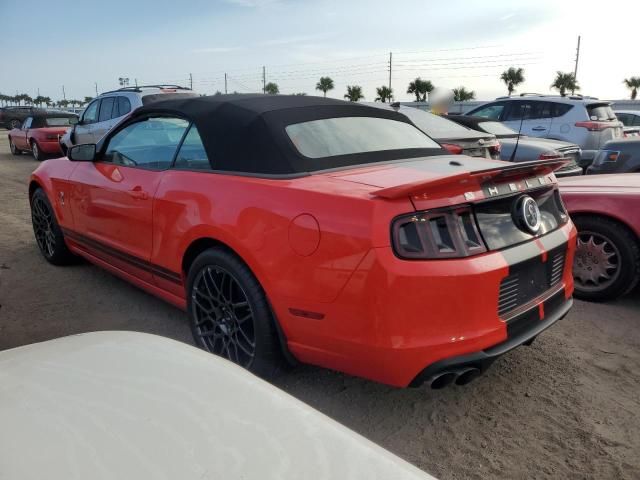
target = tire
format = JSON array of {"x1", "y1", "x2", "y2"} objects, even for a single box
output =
[
  {"x1": 30, "y1": 189, "x2": 75, "y2": 265},
  {"x1": 8, "y1": 119, "x2": 21, "y2": 130},
  {"x1": 31, "y1": 140, "x2": 44, "y2": 161},
  {"x1": 9, "y1": 138, "x2": 22, "y2": 155},
  {"x1": 573, "y1": 216, "x2": 640, "y2": 302},
  {"x1": 186, "y1": 248, "x2": 284, "y2": 378}
]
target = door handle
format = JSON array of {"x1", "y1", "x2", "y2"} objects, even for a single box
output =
[
  {"x1": 532, "y1": 126, "x2": 547, "y2": 131},
  {"x1": 128, "y1": 186, "x2": 148, "y2": 200}
]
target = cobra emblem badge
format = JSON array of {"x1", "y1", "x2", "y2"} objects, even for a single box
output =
[{"x1": 515, "y1": 195, "x2": 541, "y2": 234}]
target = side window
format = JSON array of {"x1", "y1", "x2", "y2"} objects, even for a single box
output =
[
  {"x1": 98, "y1": 97, "x2": 116, "y2": 122},
  {"x1": 550, "y1": 103, "x2": 572, "y2": 118},
  {"x1": 114, "y1": 96, "x2": 131, "y2": 118},
  {"x1": 634, "y1": 114, "x2": 640, "y2": 127},
  {"x1": 82, "y1": 100, "x2": 100, "y2": 124},
  {"x1": 615, "y1": 113, "x2": 630, "y2": 126},
  {"x1": 504, "y1": 102, "x2": 540, "y2": 121},
  {"x1": 102, "y1": 117, "x2": 189, "y2": 170},
  {"x1": 174, "y1": 125, "x2": 210, "y2": 170},
  {"x1": 469, "y1": 103, "x2": 505, "y2": 120},
  {"x1": 22, "y1": 117, "x2": 33, "y2": 130}
]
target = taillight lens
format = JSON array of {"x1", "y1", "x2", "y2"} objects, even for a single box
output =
[
  {"x1": 392, "y1": 208, "x2": 487, "y2": 259},
  {"x1": 592, "y1": 150, "x2": 620, "y2": 166},
  {"x1": 489, "y1": 142, "x2": 501, "y2": 156},
  {"x1": 46, "y1": 134, "x2": 58, "y2": 140},
  {"x1": 539, "y1": 151, "x2": 561, "y2": 160},
  {"x1": 575, "y1": 121, "x2": 610, "y2": 131},
  {"x1": 441, "y1": 143, "x2": 463, "y2": 155}
]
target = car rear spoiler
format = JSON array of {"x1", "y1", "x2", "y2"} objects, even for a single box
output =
[{"x1": 372, "y1": 158, "x2": 569, "y2": 199}]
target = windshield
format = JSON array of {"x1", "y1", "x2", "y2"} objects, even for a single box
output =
[
  {"x1": 477, "y1": 121, "x2": 518, "y2": 136},
  {"x1": 285, "y1": 116, "x2": 441, "y2": 159},
  {"x1": 400, "y1": 108, "x2": 473, "y2": 137},
  {"x1": 44, "y1": 117, "x2": 76, "y2": 127}
]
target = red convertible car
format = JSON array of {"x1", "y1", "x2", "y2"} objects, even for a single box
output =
[
  {"x1": 559, "y1": 174, "x2": 640, "y2": 301},
  {"x1": 29, "y1": 95, "x2": 576, "y2": 388},
  {"x1": 9, "y1": 111, "x2": 78, "y2": 161}
]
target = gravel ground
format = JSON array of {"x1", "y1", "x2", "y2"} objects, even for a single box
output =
[{"x1": 1, "y1": 134, "x2": 639, "y2": 479}]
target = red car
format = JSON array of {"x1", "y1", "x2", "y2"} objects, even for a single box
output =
[
  {"x1": 29, "y1": 95, "x2": 576, "y2": 388},
  {"x1": 559, "y1": 174, "x2": 640, "y2": 301},
  {"x1": 9, "y1": 112, "x2": 77, "y2": 161}
]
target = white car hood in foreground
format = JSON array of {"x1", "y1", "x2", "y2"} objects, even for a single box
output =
[{"x1": 0, "y1": 332, "x2": 435, "y2": 480}]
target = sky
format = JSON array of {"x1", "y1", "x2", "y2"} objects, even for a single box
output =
[{"x1": 1, "y1": 0, "x2": 639, "y2": 103}]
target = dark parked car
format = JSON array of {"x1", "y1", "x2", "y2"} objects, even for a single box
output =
[
  {"x1": 587, "y1": 138, "x2": 640, "y2": 174},
  {"x1": 0, "y1": 106, "x2": 38, "y2": 130},
  {"x1": 368, "y1": 103, "x2": 501, "y2": 159},
  {"x1": 447, "y1": 115, "x2": 583, "y2": 177}
]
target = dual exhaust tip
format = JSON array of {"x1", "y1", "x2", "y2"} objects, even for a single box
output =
[{"x1": 429, "y1": 366, "x2": 481, "y2": 389}]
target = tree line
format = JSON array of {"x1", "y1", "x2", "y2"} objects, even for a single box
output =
[
  {"x1": 3, "y1": 72, "x2": 639, "y2": 108},
  {"x1": 262, "y1": 70, "x2": 640, "y2": 102},
  {"x1": 0, "y1": 94, "x2": 94, "y2": 108}
]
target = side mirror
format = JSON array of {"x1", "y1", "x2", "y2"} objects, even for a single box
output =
[
  {"x1": 68, "y1": 144, "x2": 96, "y2": 162},
  {"x1": 69, "y1": 117, "x2": 79, "y2": 125}
]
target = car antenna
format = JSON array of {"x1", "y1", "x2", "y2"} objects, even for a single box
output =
[{"x1": 509, "y1": 104, "x2": 529, "y2": 162}]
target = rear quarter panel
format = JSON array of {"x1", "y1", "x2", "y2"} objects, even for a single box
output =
[
  {"x1": 561, "y1": 189, "x2": 640, "y2": 239},
  {"x1": 151, "y1": 171, "x2": 413, "y2": 306},
  {"x1": 30, "y1": 159, "x2": 78, "y2": 228}
]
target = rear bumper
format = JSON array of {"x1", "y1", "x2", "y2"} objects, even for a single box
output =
[
  {"x1": 281, "y1": 222, "x2": 576, "y2": 387},
  {"x1": 410, "y1": 290, "x2": 572, "y2": 387}
]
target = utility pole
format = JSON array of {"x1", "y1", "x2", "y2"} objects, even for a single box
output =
[
  {"x1": 62, "y1": 85, "x2": 66, "y2": 101},
  {"x1": 262, "y1": 66, "x2": 266, "y2": 94},
  {"x1": 224, "y1": 73, "x2": 228, "y2": 94},
  {"x1": 189, "y1": 73, "x2": 193, "y2": 90},
  {"x1": 95, "y1": 82, "x2": 98, "y2": 96},
  {"x1": 572, "y1": 35, "x2": 581, "y2": 94},
  {"x1": 134, "y1": 78, "x2": 138, "y2": 87},
  {"x1": 388, "y1": 52, "x2": 393, "y2": 95}
]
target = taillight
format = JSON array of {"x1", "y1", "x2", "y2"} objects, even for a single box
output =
[
  {"x1": 392, "y1": 207, "x2": 487, "y2": 259},
  {"x1": 538, "y1": 151, "x2": 561, "y2": 160},
  {"x1": 489, "y1": 143, "x2": 501, "y2": 156},
  {"x1": 575, "y1": 121, "x2": 610, "y2": 131},
  {"x1": 592, "y1": 150, "x2": 620, "y2": 166},
  {"x1": 441, "y1": 143, "x2": 463, "y2": 155},
  {"x1": 46, "y1": 134, "x2": 58, "y2": 140}
]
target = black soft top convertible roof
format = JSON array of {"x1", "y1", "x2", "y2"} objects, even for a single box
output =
[{"x1": 133, "y1": 94, "x2": 444, "y2": 176}]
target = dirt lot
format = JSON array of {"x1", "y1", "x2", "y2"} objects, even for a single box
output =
[{"x1": 1, "y1": 134, "x2": 639, "y2": 480}]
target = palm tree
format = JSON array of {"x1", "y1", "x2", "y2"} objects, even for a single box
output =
[
  {"x1": 500, "y1": 67, "x2": 525, "y2": 96},
  {"x1": 315, "y1": 77, "x2": 334, "y2": 97},
  {"x1": 83, "y1": 96, "x2": 94, "y2": 104},
  {"x1": 56, "y1": 99, "x2": 69, "y2": 108},
  {"x1": 406, "y1": 78, "x2": 434, "y2": 102},
  {"x1": 293, "y1": 92, "x2": 307, "y2": 96},
  {"x1": 264, "y1": 82, "x2": 279, "y2": 95},
  {"x1": 551, "y1": 71, "x2": 579, "y2": 97},
  {"x1": 0, "y1": 94, "x2": 10, "y2": 106},
  {"x1": 33, "y1": 95, "x2": 47, "y2": 107},
  {"x1": 623, "y1": 77, "x2": 640, "y2": 100},
  {"x1": 375, "y1": 86, "x2": 393, "y2": 103},
  {"x1": 453, "y1": 87, "x2": 475, "y2": 101},
  {"x1": 344, "y1": 85, "x2": 364, "y2": 102}
]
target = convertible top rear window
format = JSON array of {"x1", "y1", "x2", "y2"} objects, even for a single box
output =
[
  {"x1": 132, "y1": 95, "x2": 448, "y2": 176},
  {"x1": 286, "y1": 117, "x2": 440, "y2": 159}
]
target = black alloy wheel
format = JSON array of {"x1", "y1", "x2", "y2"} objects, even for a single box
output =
[
  {"x1": 187, "y1": 248, "x2": 283, "y2": 378},
  {"x1": 30, "y1": 189, "x2": 75, "y2": 265}
]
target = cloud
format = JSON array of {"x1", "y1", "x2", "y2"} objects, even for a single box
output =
[
  {"x1": 192, "y1": 46, "x2": 241, "y2": 54},
  {"x1": 261, "y1": 33, "x2": 334, "y2": 47}
]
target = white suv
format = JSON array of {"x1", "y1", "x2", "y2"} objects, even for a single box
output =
[
  {"x1": 466, "y1": 94, "x2": 624, "y2": 168},
  {"x1": 60, "y1": 85, "x2": 198, "y2": 153}
]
